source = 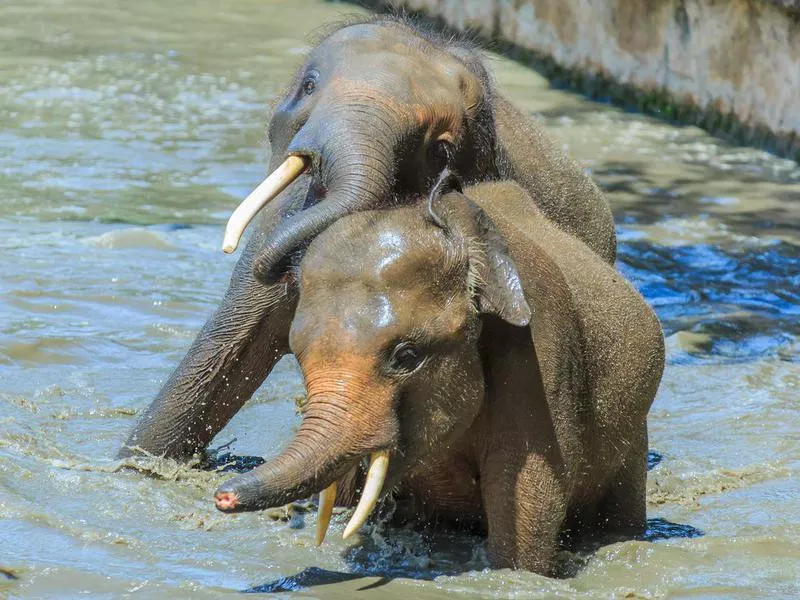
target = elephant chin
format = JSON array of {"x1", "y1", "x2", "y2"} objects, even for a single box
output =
[{"x1": 213, "y1": 450, "x2": 391, "y2": 544}]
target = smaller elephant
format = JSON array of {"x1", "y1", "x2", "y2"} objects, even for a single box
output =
[{"x1": 214, "y1": 180, "x2": 664, "y2": 575}]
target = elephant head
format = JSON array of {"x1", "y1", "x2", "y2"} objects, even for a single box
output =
[
  {"x1": 214, "y1": 180, "x2": 531, "y2": 544},
  {"x1": 222, "y1": 17, "x2": 499, "y2": 281}
]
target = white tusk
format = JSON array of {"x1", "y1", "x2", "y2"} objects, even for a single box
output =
[
  {"x1": 221, "y1": 155, "x2": 308, "y2": 254},
  {"x1": 315, "y1": 481, "x2": 337, "y2": 547},
  {"x1": 343, "y1": 451, "x2": 389, "y2": 540}
]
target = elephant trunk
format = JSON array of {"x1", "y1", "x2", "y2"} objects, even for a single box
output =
[
  {"x1": 214, "y1": 366, "x2": 397, "y2": 541},
  {"x1": 213, "y1": 401, "x2": 352, "y2": 512},
  {"x1": 252, "y1": 99, "x2": 398, "y2": 283}
]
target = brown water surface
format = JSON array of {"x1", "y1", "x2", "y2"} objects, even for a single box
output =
[{"x1": 1, "y1": 0, "x2": 799, "y2": 598}]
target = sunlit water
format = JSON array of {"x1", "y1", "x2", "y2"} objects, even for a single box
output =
[{"x1": 1, "y1": 0, "x2": 798, "y2": 598}]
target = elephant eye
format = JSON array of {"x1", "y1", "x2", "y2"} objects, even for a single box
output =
[
  {"x1": 300, "y1": 71, "x2": 318, "y2": 96},
  {"x1": 430, "y1": 139, "x2": 453, "y2": 170},
  {"x1": 386, "y1": 342, "x2": 425, "y2": 375}
]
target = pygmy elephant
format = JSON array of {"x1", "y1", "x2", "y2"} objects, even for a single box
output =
[
  {"x1": 213, "y1": 180, "x2": 665, "y2": 575},
  {"x1": 119, "y1": 16, "x2": 617, "y2": 461}
]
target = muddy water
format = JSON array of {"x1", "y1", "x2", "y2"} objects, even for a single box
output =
[{"x1": 1, "y1": 0, "x2": 798, "y2": 597}]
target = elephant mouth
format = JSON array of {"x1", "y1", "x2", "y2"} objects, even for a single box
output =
[
  {"x1": 213, "y1": 449, "x2": 392, "y2": 546},
  {"x1": 221, "y1": 154, "x2": 311, "y2": 254},
  {"x1": 317, "y1": 450, "x2": 390, "y2": 545}
]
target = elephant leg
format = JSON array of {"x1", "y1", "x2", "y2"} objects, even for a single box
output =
[
  {"x1": 120, "y1": 276, "x2": 296, "y2": 460},
  {"x1": 119, "y1": 178, "x2": 309, "y2": 461},
  {"x1": 481, "y1": 453, "x2": 567, "y2": 575},
  {"x1": 477, "y1": 320, "x2": 568, "y2": 574},
  {"x1": 593, "y1": 422, "x2": 649, "y2": 536}
]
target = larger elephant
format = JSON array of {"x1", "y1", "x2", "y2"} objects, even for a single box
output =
[
  {"x1": 213, "y1": 179, "x2": 664, "y2": 574},
  {"x1": 119, "y1": 16, "x2": 616, "y2": 460}
]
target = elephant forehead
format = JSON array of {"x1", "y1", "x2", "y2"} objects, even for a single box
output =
[
  {"x1": 302, "y1": 216, "x2": 463, "y2": 293},
  {"x1": 371, "y1": 229, "x2": 442, "y2": 283},
  {"x1": 297, "y1": 286, "x2": 468, "y2": 351},
  {"x1": 341, "y1": 289, "x2": 440, "y2": 333},
  {"x1": 317, "y1": 53, "x2": 461, "y2": 107},
  {"x1": 313, "y1": 27, "x2": 463, "y2": 95}
]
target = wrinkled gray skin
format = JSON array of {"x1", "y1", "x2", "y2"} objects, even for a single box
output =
[
  {"x1": 214, "y1": 181, "x2": 664, "y2": 575},
  {"x1": 119, "y1": 17, "x2": 615, "y2": 461}
]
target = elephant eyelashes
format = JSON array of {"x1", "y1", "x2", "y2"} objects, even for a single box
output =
[{"x1": 386, "y1": 342, "x2": 426, "y2": 375}]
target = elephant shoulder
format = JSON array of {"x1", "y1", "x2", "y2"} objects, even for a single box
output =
[
  {"x1": 468, "y1": 182, "x2": 662, "y2": 422},
  {"x1": 465, "y1": 180, "x2": 587, "y2": 380},
  {"x1": 470, "y1": 184, "x2": 589, "y2": 419},
  {"x1": 551, "y1": 234, "x2": 665, "y2": 424}
]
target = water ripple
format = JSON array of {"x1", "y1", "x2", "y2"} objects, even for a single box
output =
[{"x1": 619, "y1": 238, "x2": 800, "y2": 363}]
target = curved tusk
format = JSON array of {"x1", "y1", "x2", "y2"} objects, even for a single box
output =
[
  {"x1": 343, "y1": 451, "x2": 389, "y2": 540},
  {"x1": 221, "y1": 155, "x2": 309, "y2": 254},
  {"x1": 315, "y1": 481, "x2": 337, "y2": 546}
]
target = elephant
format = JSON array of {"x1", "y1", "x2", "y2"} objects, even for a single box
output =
[
  {"x1": 119, "y1": 16, "x2": 617, "y2": 462},
  {"x1": 212, "y1": 179, "x2": 664, "y2": 575}
]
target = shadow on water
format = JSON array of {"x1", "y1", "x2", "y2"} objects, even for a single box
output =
[
  {"x1": 245, "y1": 528, "x2": 477, "y2": 591},
  {"x1": 641, "y1": 518, "x2": 703, "y2": 542},
  {"x1": 245, "y1": 494, "x2": 702, "y2": 594},
  {"x1": 245, "y1": 531, "x2": 478, "y2": 593},
  {"x1": 204, "y1": 452, "x2": 266, "y2": 473},
  {"x1": 245, "y1": 512, "x2": 704, "y2": 594},
  {"x1": 618, "y1": 238, "x2": 800, "y2": 364},
  {"x1": 227, "y1": 449, "x2": 692, "y2": 591},
  {"x1": 647, "y1": 450, "x2": 663, "y2": 470},
  {"x1": 244, "y1": 567, "x2": 376, "y2": 593}
]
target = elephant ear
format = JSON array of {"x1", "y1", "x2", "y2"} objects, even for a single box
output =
[
  {"x1": 470, "y1": 207, "x2": 532, "y2": 327},
  {"x1": 434, "y1": 187, "x2": 531, "y2": 327}
]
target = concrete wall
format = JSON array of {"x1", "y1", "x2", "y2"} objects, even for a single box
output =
[{"x1": 359, "y1": 0, "x2": 800, "y2": 160}]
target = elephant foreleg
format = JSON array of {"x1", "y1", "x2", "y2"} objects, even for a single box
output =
[
  {"x1": 481, "y1": 454, "x2": 567, "y2": 575},
  {"x1": 119, "y1": 257, "x2": 297, "y2": 460},
  {"x1": 119, "y1": 171, "x2": 310, "y2": 461}
]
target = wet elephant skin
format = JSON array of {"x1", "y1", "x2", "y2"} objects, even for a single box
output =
[
  {"x1": 215, "y1": 181, "x2": 664, "y2": 575},
  {"x1": 119, "y1": 16, "x2": 616, "y2": 462}
]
